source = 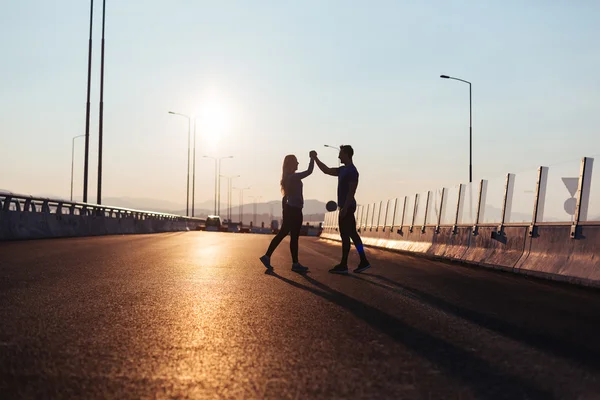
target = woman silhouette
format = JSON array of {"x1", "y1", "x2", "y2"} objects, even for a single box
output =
[{"x1": 260, "y1": 151, "x2": 315, "y2": 272}]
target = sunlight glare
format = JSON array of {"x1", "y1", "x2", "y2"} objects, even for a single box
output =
[{"x1": 196, "y1": 94, "x2": 232, "y2": 150}]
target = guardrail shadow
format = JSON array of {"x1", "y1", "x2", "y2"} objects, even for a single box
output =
[
  {"x1": 355, "y1": 272, "x2": 600, "y2": 372},
  {"x1": 265, "y1": 270, "x2": 552, "y2": 400}
]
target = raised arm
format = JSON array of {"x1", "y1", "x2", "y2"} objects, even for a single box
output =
[
  {"x1": 292, "y1": 157, "x2": 314, "y2": 180},
  {"x1": 314, "y1": 156, "x2": 339, "y2": 176}
]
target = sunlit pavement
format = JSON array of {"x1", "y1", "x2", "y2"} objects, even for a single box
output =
[{"x1": 1, "y1": 232, "x2": 599, "y2": 399}]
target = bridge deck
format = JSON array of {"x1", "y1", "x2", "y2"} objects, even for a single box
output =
[{"x1": 1, "y1": 233, "x2": 599, "y2": 399}]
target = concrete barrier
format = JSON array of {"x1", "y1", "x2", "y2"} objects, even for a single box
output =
[
  {"x1": 320, "y1": 217, "x2": 600, "y2": 289},
  {"x1": 0, "y1": 193, "x2": 202, "y2": 241},
  {"x1": 428, "y1": 226, "x2": 471, "y2": 260},
  {"x1": 460, "y1": 225, "x2": 528, "y2": 272},
  {"x1": 515, "y1": 224, "x2": 600, "y2": 287}
]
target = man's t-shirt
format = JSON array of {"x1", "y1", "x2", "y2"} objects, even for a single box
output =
[{"x1": 337, "y1": 164, "x2": 359, "y2": 209}]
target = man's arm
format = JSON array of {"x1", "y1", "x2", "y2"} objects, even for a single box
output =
[{"x1": 314, "y1": 156, "x2": 339, "y2": 176}]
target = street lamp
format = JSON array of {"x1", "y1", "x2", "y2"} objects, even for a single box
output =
[
  {"x1": 234, "y1": 186, "x2": 251, "y2": 225},
  {"x1": 204, "y1": 155, "x2": 233, "y2": 216},
  {"x1": 82, "y1": 0, "x2": 94, "y2": 203},
  {"x1": 168, "y1": 111, "x2": 191, "y2": 216},
  {"x1": 191, "y1": 116, "x2": 200, "y2": 217},
  {"x1": 96, "y1": 0, "x2": 107, "y2": 205},
  {"x1": 440, "y1": 74, "x2": 473, "y2": 183},
  {"x1": 220, "y1": 175, "x2": 240, "y2": 221},
  {"x1": 71, "y1": 134, "x2": 85, "y2": 201},
  {"x1": 248, "y1": 195, "x2": 262, "y2": 226},
  {"x1": 324, "y1": 144, "x2": 340, "y2": 166}
]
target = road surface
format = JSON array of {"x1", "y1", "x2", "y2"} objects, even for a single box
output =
[{"x1": 1, "y1": 232, "x2": 599, "y2": 399}]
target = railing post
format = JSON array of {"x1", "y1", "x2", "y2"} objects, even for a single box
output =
[
  {"x1": 390, "y1": 198, "x2": 398, "y2": 233},
  {"x1": 571, "y1": 157, "x2": 594, "y2": 239},
  {"x1": 382, "y1": 200, "x2": 390, "y2": 232},
  {"x1": 453, "y1": 184, "x2": 465, "y2": 234},
  {"x1": 3, "y1": 196, "x2": 12, "y2": 211},
  {"x1": 24, "y1": 199, "x2": 33, "y2": 213},
  {"x1": 421, "y1": 191, "x2": 431, "y2": 233},
  {"x1": 436, "y1": 188, "x2": 447, "y2": 233},
  {"x1": 397, "y1": 196, "x2": 407, "y2": 234},
  {"x1": 529, "y1": 166, "x2": 549, "y2": 237},
  {"x1": 370, "y1": 202, "x2": 376, "y2": 231},
  {"x1": 473, "y1": 180, "x2": 487, "y2": 236},
  {"x1": 42, "y1": 200, "x2": 50, "y2": 214},
  {"x1": 495, "y1": 173, "x2": 515, "y2": 237},
  {"x1": 410, "y1": 193, "x2": 419, "y2": 233},
  {"x1": 376, "y1": 201, "x2": 383, "y2": 232}
]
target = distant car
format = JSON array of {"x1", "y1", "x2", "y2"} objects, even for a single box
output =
[{"x1": 205, "y1": 216, "x2": 221, "y2": 231}]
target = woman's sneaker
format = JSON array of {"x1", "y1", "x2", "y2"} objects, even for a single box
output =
[
  {"x1": 259, "y1": 255, "x2": 272, "y2": 269},
  {"x1": 292, "y1": 263, "x2": 308, "y2": 273},
  {"x1": 328, "y1": 264, "x2": 349, "y2": 274},
  {"x1": 353, "y1": 260, "x2": 371, "y2": 273}
]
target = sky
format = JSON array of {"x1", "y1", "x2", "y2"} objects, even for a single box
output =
[{"x1": 1, "y1": 0, "x2": 599, "y2": 218}]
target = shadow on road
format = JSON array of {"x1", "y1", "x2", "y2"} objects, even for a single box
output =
[
  {"x1": 354, "y1": 272, "x2": 600, "y2": 371},
  {"x1": 265, "y1": 269, "x2": 553, "y2": 400}
]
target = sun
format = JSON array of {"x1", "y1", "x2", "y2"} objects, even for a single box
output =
[{"x1": 196, "y1": 95, "x2": 232, "y2": 149}]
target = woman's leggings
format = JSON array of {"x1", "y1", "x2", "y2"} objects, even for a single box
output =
[{"x1": 265, "y1": 205, "x2": 303, "y2": 263}]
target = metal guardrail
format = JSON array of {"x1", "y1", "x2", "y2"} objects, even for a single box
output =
[
  {"x1": 323, "y1": 156, "x2": 599, "y2": 238},
  {"x1": 0, "y1": 192, "x2": 204, "y2": 222}
]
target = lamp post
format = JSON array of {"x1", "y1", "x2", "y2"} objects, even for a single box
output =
[
  {"x1": 71, "y1": 134, "x2": 85, "y2": 201},
  {"x1": 234, "y1": 186, "x2": 251, "y2": 225},
  {"x1": 168, "y1": 111, "x2": 191, "y2": 216},
  {"x1": 440, "y1": 74, "x2": 473, "y2": 183},
  {"x1": 204, "y1": 155, "x2": 233, "y2": 216},
  {"x1": 248, "y1": 195, "x2": 262, "y2": 226},
  {"x1": 96, "y1": 0, "x2": 107, "y2": 205},
  {"x1": 82, "y1": 0, "x2": 94, "y2": 203},
  {"x1": 324, "y1": 144, "x2": 340, "y2": 167},
  {"x1": 191, "y1": 116, "x2": 200, "y2": 217},
  {"x1": 220, "y1": 175, "x2": 240, "y2": 221}
]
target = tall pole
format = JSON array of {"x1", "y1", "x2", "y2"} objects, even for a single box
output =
[
  {"x1": 213, "y1": 159, "x2": 217, "y2": 215},
  {"x1": 169, "y1": 112, "x2": 192, "y2": 216},
  {"x1": 440, "y1": 74, "x2": 473, "y2": 183},
  {"x1": 218, "y1": 159, "x2": 222, "y2": 216},
  {"x1": 71, "y1": 135, "x2": 85, "y2": 201},
  {"x1": 219, "y1": 175, "x2": 228, "y2": 219},
  {"x1": 192, "y1": 117, "x2": 199, "y2": 217},
  {"x1": 221, "y1": 175, "x2": 239, "y2": 220},
  {"x1": 207, "y1": 156, "x2": 233, "y2": 217},
  {"x1": 97, "y1": 0, "x2": 106, "y2": 204},
  {"x1": 83, "y1": 0, "x2": 94, "y2": 203},
  {"x1": 236, "y1": 186, "x2": 250, "y2": 224},
  {"x1": 186, "y1": 117, "x2": 190, "y2": 216},
  {"x1": 250, "y1": 196, "x2": 262, "y2": 226},
  {"x1": 469, "y1": 82, "x2": 472, "y2": 184}
]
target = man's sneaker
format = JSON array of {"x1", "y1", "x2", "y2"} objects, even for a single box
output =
[
  {"x1": 292, "y1": 263, "x2": 309, "y2": 273},
  {"x1": 353, "y1": 260, "x2": 371, "y2": 273},
  {"x1": 328, "y1": 264, "x2": 349, "y2": 274},
  {"x1": 260, "y1": 255, "x2": 272, "y2": 269}
]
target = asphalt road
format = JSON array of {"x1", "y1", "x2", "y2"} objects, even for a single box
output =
[{"x1": 1, "y1": 232, "x2": 599, "y2": 399}]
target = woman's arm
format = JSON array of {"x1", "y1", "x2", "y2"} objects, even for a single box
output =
[{"x1": 291, "y1": 158, "x2": 315, "y2": 180}]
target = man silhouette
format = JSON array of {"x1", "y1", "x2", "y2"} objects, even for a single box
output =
[{"x1": 313, "y1": 145, "x2": 371, "y2": 274}]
